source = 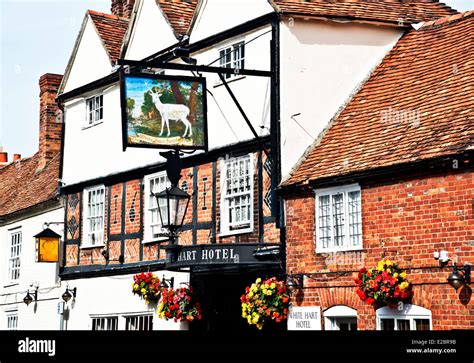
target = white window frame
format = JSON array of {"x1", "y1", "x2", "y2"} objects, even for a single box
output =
[
  {"x1": 90, "y1": 312, "x2": 154, "y2": 331},
  {"x1": 6, "y1": 309, "x2": 18, "y2": 331},
  {"x1": 82, "y1": 185, "x2": 106, "y2": 248},
  {"x1": 8, "y1": 229, "x2": 22, "y2": 284},
  {"x1": 376, "y1": 304, "x2": 432, "y2": 331},
  {"x1": 143, "y1": 172, "x2": 171, "y2": 244},
  {"x1": 220, "y1": 154, "x2": 254, "y2": 236},
  {"x1": 218, "y1": 40, "x2": 245, "y2": 81},
  {"x1": 324, "y1": 305, "x2": 357, "y2": 331},
  {"x1": 90, "y1": 315, "x2": 119, "y2": 331},
  {"x1": 314, "y1": 184, "x2": 362, "y2": 253},
  {"x1": 84, "y1": 94, "x2": 104, "y2": 128}
]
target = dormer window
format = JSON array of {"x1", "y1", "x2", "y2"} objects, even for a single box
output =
[
  {"x1": 85, "y1": 94, "x2": 103, "y2": 126},
  {"x1": 219, "y1": 41, "x2": 245, "y2": 80}
]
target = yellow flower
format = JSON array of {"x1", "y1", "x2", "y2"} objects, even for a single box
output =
[
  {"x1": 256, "y1": 278, "x2": 261, "y2": 284},
  {"x1": 386, "y1": 268, "x2": 391, "y2": 273},
  {"x1": 133, "y1": 284, "x2": 139, "y2": 291},
  {"x1": 400, "y1": 272, "x2": 406, "y2": 279},
  {"x1": 270, "y1": 283, "x2": 276, "y2": 289},
  {"x1": 141, "y1": 288, "x2": 146, "y2": 294},
  {"x1": 247, "y1": 316, "x2": 251, "y2": 324},
  {"x1": 248, "y1": 291, "x2": 254, "y2": 298},
  {"x1": 385, "y1": 259, "x2": 393, "y2": 266},
  {"x1": 400, "y1": 281, "x2": 409, "y2": 290},
  {"x1": 393, "y1": 273, "x2": 398, "y2": 278}
]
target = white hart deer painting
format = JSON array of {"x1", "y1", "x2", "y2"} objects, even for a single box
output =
[{"x1": 122, "y1": 74, "x2": 207, "y2": 150}]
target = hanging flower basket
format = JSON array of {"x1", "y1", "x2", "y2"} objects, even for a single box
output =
[
  {"x1": 240, "y1": 277, "x2": 290, "y2": 330},
  {"x1": 132, "y1": 272, "x2": 162, "y2": 305},
  {"x1": 355, "y1": 259, "x2": 413, "y2": 308},
  {"x1": 157, "y1": 287, "x2": 202, "y2": 323}
]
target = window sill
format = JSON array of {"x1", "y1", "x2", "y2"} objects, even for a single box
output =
[
  {"x1": 3, "y1": 283, "x2": 19, "y2": 288},
  {"x1": 315, "y1": 246, "x2": 364, "y2": 254},
  {"x1": 214, "y1": 75, "x2": 246, "y2": 88},
  {"x1": 142, "y1": 238, "x2": 168, "y2": 245},
  {"x1": 219, "y1": 227, "x2": 254, "y2": 238},
  {"x1": 82, "y1": 120, "x2": 104, "y2": 130},
  {"x1": 81, "y1": 244, "x2": 105, "y2": 250}
]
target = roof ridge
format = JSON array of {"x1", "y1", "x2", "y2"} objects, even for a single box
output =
[
  {"x1": 420, "y1": 9, "x2": 474, "y2": 28},
  {"x1": 87, "y1": 9, "x2": 129, "y2": 22}
]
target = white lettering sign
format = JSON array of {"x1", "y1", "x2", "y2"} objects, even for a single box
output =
[{"x1": 287, "y1": 306, "x2": 321, "y2": 331}]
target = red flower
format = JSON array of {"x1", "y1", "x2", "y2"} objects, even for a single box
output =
[
  {"x1": 366, "y1": 297, "x2": 375, "y2": 305},
  {"x1": 354, "y1": 278, "x2": 362, "y2": 285},
  {"x1": 375, "y1": 274, "x2": 383, "y2": 283},
  {"x1": 356, "y1": 289, "x2": 367, "y2": 301}
]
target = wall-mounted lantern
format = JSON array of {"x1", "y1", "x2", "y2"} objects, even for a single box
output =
[
  {"x1": 23, "y1": 288, "x2": 38, "y2": 306},
  {"x1": 34, "y1": 227, "x2": 61, "y2": 262},
  {"x1": 286, "y1": 274, "x2": 304, "y2": 294},
  {"x1": 447, "y1": 263, "x2": 471, "y2": 291},
  {"x1": 159, "y1": 275, "x2": 175, "y2": 289},
  {"x1": 62, "y1": 287, "x2": 77, "y2": 303}
]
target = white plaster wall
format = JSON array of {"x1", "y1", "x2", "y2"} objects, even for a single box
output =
[
  {"x1": 63, "y1": 16, "x2": 113, "y2": 93},
  {"x1": 64, "y1": 270, "x2": 190, "y2": 330},
  {"x1": 61, "y1": 27, "x2": 272, "y2": 186},
  {"x1": 0, "y1": 207, "x2": 64, "y2": 330},
  {"x1": 124, "y1": 0, "x2": 178, "y2": 60},
  {"x1": 190, "y1": 0, "x2": 275, "y2": 42},
  {"x1": 279, "y1": 19, "x2": 403, "y2": 178}
]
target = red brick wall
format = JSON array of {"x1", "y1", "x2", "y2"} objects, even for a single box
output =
[
  {"x1": 285, "y1": 169, "x2": 474, "y2": 330},
  {"x1": 63, "y1": 151, "x2": 280, "y2": 267}
]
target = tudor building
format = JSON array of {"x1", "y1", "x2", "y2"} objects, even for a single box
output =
[{"x1": 55, "y1": 0, "x2": 457, "y2": 331}]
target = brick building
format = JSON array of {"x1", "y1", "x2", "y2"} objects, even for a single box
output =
[
  {"x1": 54, "y1": 0, "x2": 459, "y2": 331},
  {"x1": 280, "y1": 11, "x2": 473, "y2": 331},
  {"x1": 0, "y1": 74, "x2": 65, "y2": 330}
]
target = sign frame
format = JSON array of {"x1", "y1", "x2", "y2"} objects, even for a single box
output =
[{"x1": 120, "y1": 70, "x2": 209, "y2": 152}]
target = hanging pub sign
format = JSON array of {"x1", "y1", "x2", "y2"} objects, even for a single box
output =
[
  {"x1": 34, "y1": 228, "x2": 60, "y2": 262},
  {"x1": 120, "y1": 71, "x2": 208, "y2": 151}
]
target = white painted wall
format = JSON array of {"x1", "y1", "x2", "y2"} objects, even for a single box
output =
[
  {"x1": 0, "y1": 207, "x2": 64, "y2": 330},
  {"x1": 124, "y1": 0, "x2": 178, "y2": 60},
  {"x1": 190, "y1": 0, "x2": 275, "y2": 42},
  {"x1": 62, "y1": 15, "x2": 113, "y2": 93},
  {"x1": 279, "y1": 19, "x2": 403, "y2": 178},
  {"x1": 61, "y1": 27, "x2": 272, "y2": 186},
  {"x1": 64, "y1": 270, "x2": 190, "y2": 330}
]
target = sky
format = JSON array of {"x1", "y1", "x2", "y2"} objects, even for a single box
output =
[{"x1": 0, "y1": 0, "x2": 472, "y2": 159}]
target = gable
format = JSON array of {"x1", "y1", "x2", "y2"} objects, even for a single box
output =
[
  {"x1": 123, "y1": 0, "x2": 178, "y2": 60},
  {"x1": 190, "y1": 0, "x2": 275, "y2": 43},
  {"x1": 61, "y1": 15, "x2": 114, "y2": 94}
]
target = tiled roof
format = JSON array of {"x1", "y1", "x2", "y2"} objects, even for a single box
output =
[
  {"x1": 0, "y1": 153, "x2": 60, "y2": 218},
  {"x1": 271, "y1": 0, "x2": 457, "y2": 25},
  {"x1": 88, "y1": 10, "x2": 129, "y2": 64},
  {"x1": 156, "y1": 0, "x2": 198, "y2": 36},
  {"x1": 282, "y1": 11, "x2": 474, "y2": 187}
]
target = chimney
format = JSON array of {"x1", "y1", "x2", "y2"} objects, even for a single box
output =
[
  {"x1": 13, "y1": 154, "x2": 21, "y2": 162},
  {"x1": 0, "y1": 147, "x2": 7, "y2": 166},
  {"x1": 111, "y1": 0, "x2": 135, "y2": 19},
  {"x1": 38, "y1": 73, "x2": 63, "y2": 170}
]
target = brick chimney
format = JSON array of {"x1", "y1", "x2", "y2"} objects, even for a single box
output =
[
  {"x1": 111, "y1": 0, "x2": 135, "y2": 19},
  {"x1": 38, "y1": 73, "x2": 63, "y2": 170},
  {"x1": 0, "y1": 147, "x2": 8, "y2": 167}
]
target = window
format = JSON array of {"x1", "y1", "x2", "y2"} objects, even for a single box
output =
[
  {"x1": 144, "y1": 172, "x2": 170, "y2": 243},
  {"x1": 8, "y1": 230, "x2": 22, "y2": 282},
  {"x1": 91, "y1": 316, "x2": 118, "y2": 331},
  {"x1": 315, "y1": 184, "x2": 362, "y2": 253},
  {"x1": 324, "y1": 305, "x2": 357, "y2": 331},
  {"x1": 85, "y1": 94, "x2": 103, "y2": 126},
  {"x1": 6, "y1": 310, "x2": 18, "y2": 330},
  {"x1": 83, "y1": 186, "x2": 105, "y2": 247},
  {"x1": 377, "y1": 304, "x2": 432, "y2": 331},
  {"x1": 125, "y1": 315, "x2": 153, "y2": 331},
  {"x1": 219, "y1": 41, "x2": 245, "y2": 80},
  {"x1": 220, "y1": 154, "x2": 254, "y2": 236}
]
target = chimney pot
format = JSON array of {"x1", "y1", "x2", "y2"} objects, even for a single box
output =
[
  {"x1": 13, "y1": 154, "x2": 21, "y2": 162},
  {"x1": 111, "y1": 0, "x2": 135, "y2": 19},
  {"x1": 0, "y1": 151, "x2": 8, "y2": 164}
]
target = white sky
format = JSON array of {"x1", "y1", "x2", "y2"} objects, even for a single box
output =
[{"x1": 0, "y1": 0, "x2": 472, "y2": 158}]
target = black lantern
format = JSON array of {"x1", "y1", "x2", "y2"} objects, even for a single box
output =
[
  {"x1": 447, "y1": 263, "x2": 471, "y2": 291},
  {"x1": 23, "y1": 289, "x2": 37, "y2": 306},
  {"x1": 34, "y1": 227, "x2": 61, "y2": 262},
  {"x1": 62, "y1": 287, "x2": 77, "y2": 302},
  {"x1": 159, "y1": 275, "x2": 175, "y2": 289},
  {"x1": 154, "y1": 186, "x2": 190, "y2": 241},
  {"x1": 286, "y1": 274, "x2": 304, "y2": 293}
]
